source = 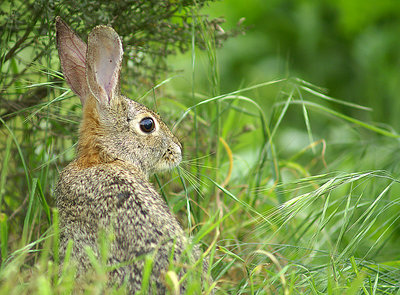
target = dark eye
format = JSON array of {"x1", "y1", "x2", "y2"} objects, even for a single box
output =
[{"x1": 139, "y1": 117, "x2": 155, "y2": 133}]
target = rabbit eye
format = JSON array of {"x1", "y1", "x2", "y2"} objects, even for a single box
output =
[{"x1": 139, "y1": 117, "x2": 155, "y2": 133}]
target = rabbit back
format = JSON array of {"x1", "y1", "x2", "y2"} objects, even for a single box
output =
[{"x1": 56, "y1": 160, "x2": 188, "y2": 292}]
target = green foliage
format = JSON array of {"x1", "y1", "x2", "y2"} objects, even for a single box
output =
[{"x1": 2, "y1": 0, "x2": 400, "y2": 294}]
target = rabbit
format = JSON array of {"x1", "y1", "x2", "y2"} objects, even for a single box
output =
[{"x1": 54, "y1": 17, "x2": 207, "y2": 293}]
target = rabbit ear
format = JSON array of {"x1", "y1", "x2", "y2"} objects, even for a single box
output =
[
  {"x1": 55, "y1": 17, "x2": 89, "y2": 105},
  {"x1": 86, "y1": 26, "x2": 123, "y2": 106}
]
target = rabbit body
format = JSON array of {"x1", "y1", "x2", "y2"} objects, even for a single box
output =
[
  {"x1": 56, "y1": 159, "x2": 187, "y2": 292},
  {"x1": 55, "y1": 17, "x2": 199, "y2": 293}
]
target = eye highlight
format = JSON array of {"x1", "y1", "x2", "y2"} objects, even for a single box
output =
[{"x1": 139, "y1": 117, "x2": 155, "y2": 133}]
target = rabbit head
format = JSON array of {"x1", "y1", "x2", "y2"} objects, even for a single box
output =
[{"x1": 55, "y1": 17, "x2": 182, "y2": 176}]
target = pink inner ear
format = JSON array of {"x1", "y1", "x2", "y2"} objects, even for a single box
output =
[
  {"x1": 86, "y1": 26, "x2": 124, "y2": 105},
  {"x1": 96, "y1": 43, "x2": 120, "y2": 101}
]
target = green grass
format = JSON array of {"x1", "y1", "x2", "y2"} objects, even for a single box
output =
[{"x1": 2, "y1": 7, "x2": 400, "y2": 295}]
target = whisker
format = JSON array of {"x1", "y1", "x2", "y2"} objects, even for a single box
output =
[
  {"x1": 179, "y1": 168, "x2": 202, "y2": 189},
  {"x1": 181, "y1": 152, "x2": 215, "y2": 163},
  {"x1": 179, "y1": 167, "x2": 208, "y2": 198},
  {"x1": 180, "y1": 166, "x2": 209, "y2": 188},
  {"x1": 181, "y1": 161, "x2": 218, "y2": 170}
]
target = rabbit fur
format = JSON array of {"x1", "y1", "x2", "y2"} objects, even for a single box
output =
[{"x1": 54, "y1": 17, "x2": 205, "y2": 293}]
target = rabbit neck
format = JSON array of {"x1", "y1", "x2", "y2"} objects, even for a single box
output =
[{"x1": 76, "y1": 96, "x2": 116, "y2": 168}]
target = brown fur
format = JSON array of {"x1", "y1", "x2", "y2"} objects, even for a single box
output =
[{"x1": 76, "y1": 96, "x2": 116, "y2": 168}]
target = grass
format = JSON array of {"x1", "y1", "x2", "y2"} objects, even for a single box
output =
[{"x1": 2, "y1": 9, "x2": 400, "y2": 295}]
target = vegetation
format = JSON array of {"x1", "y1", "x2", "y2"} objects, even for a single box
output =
[{"x1": 1, "y1": 0, "x2": 400, "y2": 294}]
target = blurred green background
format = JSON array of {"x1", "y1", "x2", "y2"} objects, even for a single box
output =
[
  {"x1": 201, "y1": 0, "x2": 400, "y2": 125},
  {"x1": 169, "y1": 0, "x2": 400, "y2": 177}
]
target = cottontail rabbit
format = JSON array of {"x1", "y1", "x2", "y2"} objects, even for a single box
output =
[{"x1": 55, "y1": 17, "x2": 206, "y2": 293}]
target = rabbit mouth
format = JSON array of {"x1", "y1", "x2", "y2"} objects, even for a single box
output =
[
  {"x1": 155, "y1": 158, "x2": 180, "y2": 172},
  {"x1": 155, "y1": 144, "x2": 182, "y2": 172}
]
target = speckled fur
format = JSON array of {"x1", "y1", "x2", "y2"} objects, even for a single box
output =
[
  {"x1": 55, "y1": 17, "x2": 205, "y2": 293},
  {"x1": 56, "y1": 160, "x2": 190, "y2": 293}
]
